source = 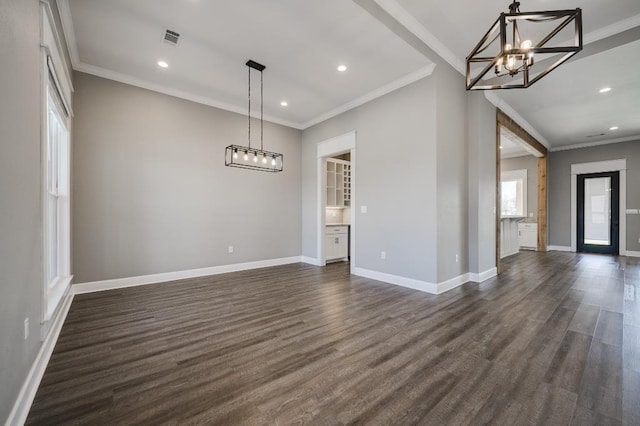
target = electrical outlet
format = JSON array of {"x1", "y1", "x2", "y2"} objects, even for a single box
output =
[
  {"x1": 24, "y1": 318, "x2": 29, "y2": 340},
  {"x1": 228, "y1": 246, "x2": 234, "y2": 254},
  {"x1": 456, "y1": 254, "x2": 459, "y2": 263},
  {"x1": 381, "y1": 251, "x2": 386, "y2": 260},
  {"x1": 332, "y1": 211, "x2": 337, "y2": 217},
  {"x1": 361, "y1": 205, "x2": 367, "y2": 214}
]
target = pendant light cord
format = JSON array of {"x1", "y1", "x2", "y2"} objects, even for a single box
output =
[
  {"x1": 260, "y1": 70, "x2": 264, "y2": 152},
  {"x1": 247, "y1": 66, "x2": 251, "y2": 149}
]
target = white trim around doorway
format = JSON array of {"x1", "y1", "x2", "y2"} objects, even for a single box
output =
[
  {"x1": 317, "y1": 131, "x2": 356, "y2": 274},
  {"x1": 570, "y1": 159, "x2": 627, "y2": 254}
]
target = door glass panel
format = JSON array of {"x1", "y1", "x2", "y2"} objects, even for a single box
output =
[{"x1": 584, "y1": 177, "x2": 611, "y2": 245}]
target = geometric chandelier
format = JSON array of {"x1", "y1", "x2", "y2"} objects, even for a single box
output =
[
  {"x1": 225, "y1": 60, "x2": 284, "y2": 172},
  {"x1": 466, "y1": 1, "x2": 582, "y2": 90}
]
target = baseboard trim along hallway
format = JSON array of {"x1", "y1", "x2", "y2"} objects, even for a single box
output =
[{"x1": 73, "y1": 256, "x2": 303, "y2": 294}]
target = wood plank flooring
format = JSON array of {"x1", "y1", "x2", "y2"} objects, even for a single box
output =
[{"x1": 27, "y1": 252, "x2": 640, "y2": 425}]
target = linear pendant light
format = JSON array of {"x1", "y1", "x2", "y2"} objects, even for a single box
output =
[
  {"x1": 466, "y1": 0, "x2": 582, "y2": 90},
  {"x1": 225, "y1": 60, "x2": 283, "y2": 172}
]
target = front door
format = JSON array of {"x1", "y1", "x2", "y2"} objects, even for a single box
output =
[{"x1": 577, "y1": 171, "x2": 619, "y2": 254}]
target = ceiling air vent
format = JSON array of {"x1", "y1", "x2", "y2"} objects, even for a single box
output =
[
  {"x1": 586, "y1": 133, "x2": 606, "y2": 138},
  {"x1": 163, "y1": 29, "x2": 181, "y2": 45}
]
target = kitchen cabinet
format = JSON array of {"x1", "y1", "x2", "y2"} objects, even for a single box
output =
[
  {"x1": 325, "y1": 225, "x2": 348, "y2": 261},
  {"x1": 326, "y1": 159, "x2": 351, "y2": 207},
  {"x1": 518, "y1": 222, "x2": 537, "y2": 250}
]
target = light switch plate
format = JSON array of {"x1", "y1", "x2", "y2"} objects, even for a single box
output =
[{"x1": 361, "y1": 206, "x2": 367, "y2": 213}]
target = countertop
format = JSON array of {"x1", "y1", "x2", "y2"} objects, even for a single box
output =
[{"x1": 326, "y1": 223, "x2": 351, "y2": 226}]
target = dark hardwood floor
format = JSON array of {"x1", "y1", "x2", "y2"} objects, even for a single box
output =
[{"x1": 27, "y1": 252, "x2": 639, "y2": 425}]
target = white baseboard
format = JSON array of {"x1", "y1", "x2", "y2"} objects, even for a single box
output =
[
  {"x1": 301, "y1": 256, "x2": 322, "y2": 266},
  {"x1": 500, "y1": 249, "x2": 519, "y2": 259},
  {"x1": 6, "y1": 289, "x2": 75, "y2": 426},
  {"x1": 73, "y1": 256, "x2": 303, "y2": 294},
  {"x1": 469, "y1": 267, "x2": 498, "y2": 283},
  {"x1": 436, "y1": 273, "x2": 470, "y2": 294},
  {"x1": 625, "y1": 250, "x2": 640, "y2": 258},
  {"x1": 354, "y1": 267, "x2": 439, "y2": 294},
  {"x1": 353, "y1": 267, "x2": 493, "y2": 294},
  {"x1": 547, "y1": 245, "x2": 574, "y2": 252}
]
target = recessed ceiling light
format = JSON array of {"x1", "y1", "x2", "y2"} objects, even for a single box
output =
[
  {"x1": 280, "y1": 101, "x2": 288, "y2": 107},
  {"x1": 609, "y1": 126, "x2": 619, "y2": 130},
  {"x1": 157, "y1": 61, "x2": 169, "y2": 68},
  {"x1": 337, "y1": 64, "x2": 347, "y2": 72},
  {"x1": 599, "y1": 87, "x2": 611, "y2": 93}
]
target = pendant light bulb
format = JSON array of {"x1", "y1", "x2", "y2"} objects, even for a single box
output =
[
  {"x1": 271, "y1": 156, "x2": 276, "y2": 166},
  {"x1": 262, "y1": 154, "x2": 267, "y2": 164},
  {"x1": 244, "y1": 151, "x2": 249, "y2": 161},
  {"x1": 520, "y1": 40, "x2": 532, "y2": 50},
  {"x1": 233, "y1": 149, "x2": 238, "y2": 160},
  {"x1": 253, "y1": 153, "x2": 258, "y2": 162}
]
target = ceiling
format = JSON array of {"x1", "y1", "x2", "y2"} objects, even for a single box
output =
[
  {"x1": 500, "y1": 127, "x2": 530, "y2": 159},
  {"x1": 59, "y1": 0, "x2": 640, "y2": 148}
]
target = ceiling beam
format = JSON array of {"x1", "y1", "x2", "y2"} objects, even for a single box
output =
[{"x1": 352, "y1": 0, "x2": 460, "y2": 72}]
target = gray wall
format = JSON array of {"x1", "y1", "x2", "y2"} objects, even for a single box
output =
[
  {"x1": 548, "y1": 140, "x2": 640, "y2": 251},
  {"x1": 501, "y1": 155, "x2": 538, "y2": 219},
  {"x1": 434, "y1": 65, "x2": 469, "y2": 282},
  {"x1": 72, "y1": 73, "x2": 302, "y2": 283},
  {"x1": 466, "y1": 92, "x2": 497, "y2": 275},
  {"x1": 301, "y1": 77, "x2": 439, "y2": 283},
  {"x1": 0, "y1": 0, "x2": 44, "y2": 419}
]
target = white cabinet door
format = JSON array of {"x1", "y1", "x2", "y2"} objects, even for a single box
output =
[
  {"x1": 518, "y1": 223, "x2": 537, "y2": 249},
  {"x1": 325, "y1": 234, "x2": 347, "y2": 261}
]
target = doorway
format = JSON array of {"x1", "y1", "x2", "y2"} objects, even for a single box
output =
[
  {"x1": 495, "y1": 110, "x2": 548, "y2": 273},
  {"x1": 577, "y1": 171, "x2": 620, "y2": 254},
  {"x1": 316, "y1": 131, "x2": 356, "y2": 273}
]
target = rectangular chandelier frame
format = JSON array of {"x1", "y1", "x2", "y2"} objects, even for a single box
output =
[
  {"x1": 225, "y1": 144, "x2": 284, "y2": 173},
  {"x1": 466, "y1": 8, "x2": 582, "y2": 90}
]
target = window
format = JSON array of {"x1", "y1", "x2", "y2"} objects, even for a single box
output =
[
  {"x1": 44, "y1": 81, "x2": 71, "y2": 320},
  {"x1": 41, "y1": 2, "x2": 74, "y2": 322},
  {"x1": 501, "y1": 169, "x2": 527, "y2": 217}
]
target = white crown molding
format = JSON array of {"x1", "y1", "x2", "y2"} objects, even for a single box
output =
[
  {"x1": 584, "y1": 13, "x2": 640, "y2": 44},
  {"x1": 56, "y1": 0, "x2": 80, "y2": 68},
  {"x1": 301, "y1": 64, "x2": 435, "y2": 129},
  {"x1": 550, "y1": 135, "x2": 640, "y2": 152},
  {"x1": 6, "y1": 289, "x2": 74, "y2": 426},
  {"x1": 484, "y1": 91, "x2": 551, "y2": 149},
  {"x1": 75, "y1": 62, "x2": 304, "y2": 129},
  {"x1": 373, "y1": 0, "x2": 464, "y2": 74}
]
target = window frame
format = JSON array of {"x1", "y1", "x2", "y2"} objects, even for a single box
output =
[
  {"x1": 41, "y1": 2, "x2": 74, "y2": 324},
  {"x1": 501, "y1": 169, "x2": 528, "y2": 218}
]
